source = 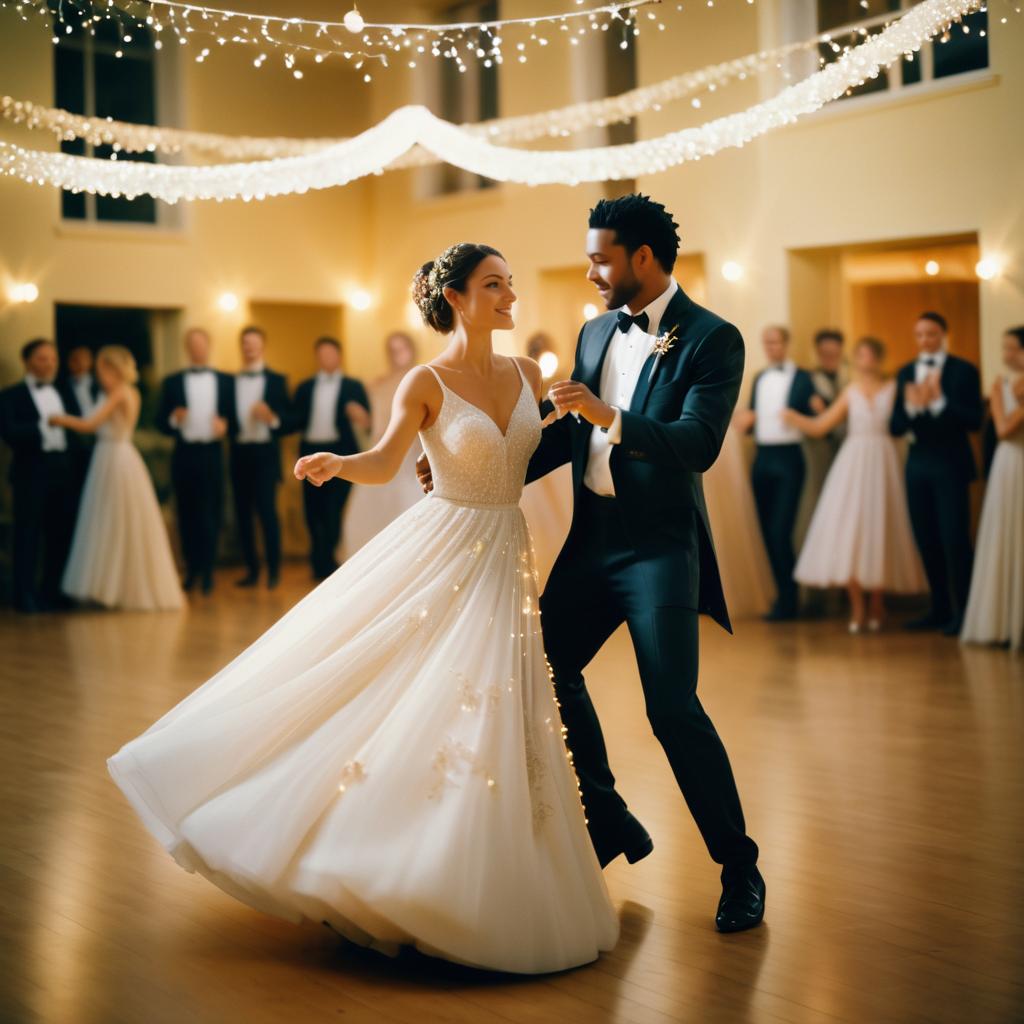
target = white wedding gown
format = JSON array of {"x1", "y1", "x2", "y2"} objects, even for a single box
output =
[
  {"x1": 107, "y1": 362, "x2": 618, "y2": 974},
  {"x1": 961, "y1": 377, "x2": 1024, "y2": 650},
  {"x1": 62, "y1": 401, "x2": 185, "y2": 611},
  {"x1": 795, "y1": 382, "x2": 926, "y2": 592}
]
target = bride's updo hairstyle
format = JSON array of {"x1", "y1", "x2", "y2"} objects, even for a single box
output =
[
  {"x1": 97, "y1": 344, "x2": 139, "y2": 385},
  {"x1": 412, "y1": 242, "x2": 504, "y2": 333}
]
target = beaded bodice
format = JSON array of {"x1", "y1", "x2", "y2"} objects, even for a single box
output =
[{"x1": 420, "y1": 362, "x2": 541, "y2": 508}]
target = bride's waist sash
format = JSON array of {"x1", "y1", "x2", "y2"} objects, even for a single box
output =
[{"x1": 429, "y1": 493, "x2": 520, "y2": 512}]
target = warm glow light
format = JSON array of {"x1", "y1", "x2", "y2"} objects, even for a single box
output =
[
  {"x1": 924, "y1": 260, "x2": 940, "y2": 276},
  {"x1": 217, "y1": 291, "x2": 240, "y2": 312},
  {"x1": 538, "y1": 351, "x2": 559, "y2": 379},
  {"x1": 583, "y1": 303, "x2": 599, "y2": 320},
  {"x1": 405, "y1": 300, "x2": 422, "y2": 330},
  {"x1": 343, "y1": 7, "x2": 365, "y2": 33},
  {"x1": 975, "y1": 257, "x2": 1000, "y2": 281},
  {"x1": 349, "y1": 289, "x2": 373, "y2": 311},
  {"x1": 8, "y1": 281, "x2": 39, "y2": 303},
  {"x1": 721, "y1": 260, "x2": 744, "y2": 282}
]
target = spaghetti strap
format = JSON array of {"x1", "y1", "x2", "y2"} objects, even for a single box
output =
[{"x1": 423, "y1": 363, "x2": 446, "y2": 389}]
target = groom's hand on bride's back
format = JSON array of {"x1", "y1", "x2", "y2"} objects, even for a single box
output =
[{"x1": 416, "y1": 451, "x2": 433, "y2": 493}]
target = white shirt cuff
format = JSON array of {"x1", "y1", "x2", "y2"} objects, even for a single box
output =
[
  {"x1": 927, "y1": 395, "x2": 947, "y2": 416},
  {"x1": 169, "y1": 412, "x2": 181, "y2": 429},
  {"x1": 270, "y1": 415, "x2": 281, "y2": 430},
  {"x1": 904, "y1": 400, "x2": 923, "y2": 418},
  {"x1": 605, "y1": 407, "x2": 623, "y2": 444}
]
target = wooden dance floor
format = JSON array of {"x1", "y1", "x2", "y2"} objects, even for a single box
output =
[{"x1": 1, "y1": 567, "x2": 1021, "y2": 1024}]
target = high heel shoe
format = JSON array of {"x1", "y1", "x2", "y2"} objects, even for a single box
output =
[
  {"x1": 867, "y1": 618, "x2": 883, "y2": 633},
  {"x1": 848, "y1": 620, "x2": 862, "y2": 634}
]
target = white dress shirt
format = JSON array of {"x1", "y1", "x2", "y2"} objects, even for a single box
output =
[
  {"x1": 234, "y1": 362, "x2": 278, "y2": 444},
  {"x1": 71, "y1": 373, "x2": 99, "y2": 418},
  {"x1": 906, "y1": 349, "x2": 948, "y2": 418},
  {"x1": 583, "y1": 279, "x2": 679, "y2": 496},
  {"x1": 753, "y1": 360, "x2": 803, "y2": 445},
  {"x1": 177, "y1": 366, "x2": 219, "y2": 443},
  {"x1": 305, "y1": 372, "x2": 343, "y2": 443},
  {"x1": 24, "y1": 375, "x2": 68, "y2": 452}
]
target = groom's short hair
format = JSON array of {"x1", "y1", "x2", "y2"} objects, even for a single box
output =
[{"x1": 588, "y1": 194, "x2": 680, "y2": 273}]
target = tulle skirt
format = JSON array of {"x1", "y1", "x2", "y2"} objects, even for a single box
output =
[
  {"x1": 961, "y1": 440, "x2": 1024, "y2": 650},
  {"x1": 107, "y1": 494, "x2": 618, "y2": 974},
  {"x1": 62, "y1": 439, "x2": 185, "y2": 611},
  {"x1": 795, "y1": 435, "x2": 926, "y2": 592}
]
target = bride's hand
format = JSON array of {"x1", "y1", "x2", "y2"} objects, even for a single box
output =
[{"x1": 294, "y1": 452, "x2": 343, "y2": 487}]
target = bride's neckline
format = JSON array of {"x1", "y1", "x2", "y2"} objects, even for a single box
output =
[{"x1": 427, "y1": 362, "x2": 526, "y2": 440}]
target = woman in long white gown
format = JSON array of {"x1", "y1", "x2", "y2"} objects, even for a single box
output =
[
  {"x1": 784, "y1": 337, "x2": 926, "y2": 632},
  {"x1": 50, "y1": 346, "x2": 185, "y2": 612},
  {"x1": 342, "y1": 331, "x2": 424, "y2": 557},
  {"x1": 107, "y1": 245, "x2": 618, "y2": 975},
  {"x1": 961, "y1": 327, "x2": 1024, "y2": 651},
  {"x1": 703, "y1": 424, "x2": 775, "y2": 619}
]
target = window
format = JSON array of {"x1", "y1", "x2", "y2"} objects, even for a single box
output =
[
  {"x1": 815, "y1": 0, "x2": 988, "y2": 102},
  {"x1": 53, "y1": 12, "x2": 162, "y2": 224},
  {"x1": 433, "y1": 0, "x2": 499, "y2": 196}
]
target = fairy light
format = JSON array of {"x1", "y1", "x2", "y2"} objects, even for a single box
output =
[
  {"x1": 0, "y1": 0, "x2": 660, "y2": 76},
  {"x1": 0, "y1": 11, "x2": 939, "y2": 161},
  {"x1": 0, "y1": 0, "x2": 989, "y2": 201}
]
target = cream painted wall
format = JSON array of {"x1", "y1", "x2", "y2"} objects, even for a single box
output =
[
  {"x1": 2, "y1": 1, "x2": 1022, "y2": 392},
  {"x1": 0, "y1": 15, "x2": 376, "y2": 382}
]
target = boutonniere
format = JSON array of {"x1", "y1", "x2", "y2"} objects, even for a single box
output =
[{"x1": 648, "y1": 324, "x2": 679, "y2": 382}]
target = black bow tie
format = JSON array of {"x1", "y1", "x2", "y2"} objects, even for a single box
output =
[
  {"x1": 769, "y1": 363, "x2": 788, "y2": 372},
  {"x1": 920, "y1": 356, "x2": 937, "y2": 367},
  {"x1": 239, "y1": 370, "x2": 263, "y2": 377},
  {"x1": 616, "y1": 311, "x2": 650, "y2": 335},
  {"x1": 33, "y1": 381, "x2": 52, "y2": 390},
  {"x1": 186, "y1": 367, "x2": 211, "y2": 375}
]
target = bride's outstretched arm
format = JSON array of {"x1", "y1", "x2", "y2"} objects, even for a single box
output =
[
  {"x1": 295, "y1": 366, "x2": 433, "y2": 487},
  {"x1": 782, "y1": 387, "x2": 850, "y2": 438},
  {"x1": 48, "y1": 388, "x2": 128, "y2": 434}
]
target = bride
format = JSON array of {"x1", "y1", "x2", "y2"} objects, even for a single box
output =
[{"x1": 107, "y1": 243, "x2": 618, "y2": 974}]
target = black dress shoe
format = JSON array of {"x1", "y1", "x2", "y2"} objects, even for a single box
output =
[
  {"x1": 716, "y1": 866, "x2": 765, "y2": 933},
  {"x1": 590, "y1": 812, "x2": 654, "y2": 868},
  {"x1": 14, "y1": 596, "x2": 43, "y2": 614},
  {"x1": 904, "y1": 612, "x2": 948, "y2": 631},
  {"x1": 763, "y1": 605, "x2": 797, "y2": 623},
  {"x1": 201, "y1": 574, "x2": 214, "y2": 595},
  {"x1": 235, "y1": 573, "x2": 259, "y2": 588},
  {"x1": 941, "y1": 615, "x2": 964, "y2": 637},
  {"x1": 267, "y1": 571, "x2": 280, "y2": 590},
  {"x1": 183, "y1": 574, "x2": 197, "y2": 592}
]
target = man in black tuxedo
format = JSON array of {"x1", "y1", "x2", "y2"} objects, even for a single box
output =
[
  {"x1": 157, "y1": 327, "x2": 234, "y2": 595},
  {"x1": 525, "y1": 195, "x2": 763, "y2": 933},
  {"x1": 0, "y1": 339, "x2": 82, "y2": 612},
  {"x1": 890, "y1": 311, "x2": 982, "y2": 635},
  {"x1": 229, "y1": 325, "x2": 289, "y2": 590},
  {"x1": 289, "y1": 337, "x2": 370, "y2": 579},
  {"x1": 738, "y1": 325, "x2": 817, "y2": 621},
  {"x1": 62, "y1": 343, "x2": 103, "y2": 508}
]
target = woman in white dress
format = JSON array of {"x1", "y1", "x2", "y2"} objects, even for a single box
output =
[
  {"x1": 784, "y1": 337, "x2": 926, "y2": 632},
  {"x1": 107, "y1": 244, "x2": 618, "y2": 975},
  {"x1": 341, "y1": 331, "x2": 424, "y2": 557},
  {"x1": 961, "y1": 326, "x2": 1024, "y2": 651},
  {"x1": 49, "y1": 346, "x2": 185, "y2": 612},
  {"x1": 703, "y1": 423, "x2": 775, "y2": 619}
]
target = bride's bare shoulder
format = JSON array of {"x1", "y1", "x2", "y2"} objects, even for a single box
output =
[{"x1": 510, "y1": 356, "x2": 543, "y2": 401}]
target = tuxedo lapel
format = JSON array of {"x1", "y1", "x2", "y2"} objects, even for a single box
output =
[
  {"x1": 582, "y1": 317, "x2": 619, "y2": 393},
  {"x1": 630, "y1": 287, "x2": 692, "y2": 415}
]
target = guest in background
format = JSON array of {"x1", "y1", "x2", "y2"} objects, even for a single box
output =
[
  {"x1": 229, "y1": 325, "x2": 289, "y2": 590},
  {"x1": 735, "y1": 325, "x2": 816, "y2": 621},
  {"x1": 64, "y1": 343, "x2": 102, "y2": 506},
  {"x1": 704, "y1": 420, "x2": 775, "y2": 620},
  {"x1": 50, "y1": 346, "x2": 184, "y2": 612},
  {"x1": 786, "y1": 337, "x2": 926, "y2": 632},
  {"x1": 66, "y1": 345, "x2": 102, "y2": 418},
  {"x1": 157, "y1": 327, "x2": 234, "y2": 595},
  {"x1": 890, "y1": 311, "x2": 983, "y2": 635},
  {"x1": 961, "y1": 326, "x2": 1024, "y2": 651},
  {"x1": 0, "y1": 339, "x2": 82, "y2": 613},
  {"x1": 291, "y1": 336, "x2": 370, "y2": 579},
  {"x1": 342, "y1": 331, "x2": 423, "y2": 557}
]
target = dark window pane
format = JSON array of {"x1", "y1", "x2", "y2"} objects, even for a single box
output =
[
  {"x1": 817, "y1": 0, "x2": 899, "y2": 33},
  {"x1": 934, "y1": 9, "x2": 988, "y2": 78},
  {"x1": 901, "y1": 50, "x2": 922, "y2": 86}
]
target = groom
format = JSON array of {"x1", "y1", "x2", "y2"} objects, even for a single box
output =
[{"x1": 419, "y1": 195, "x2": 763, "y2": 933}]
